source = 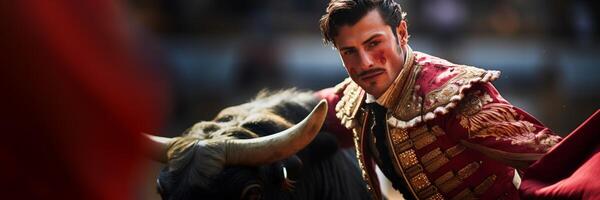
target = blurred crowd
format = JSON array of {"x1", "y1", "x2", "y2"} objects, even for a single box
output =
[{"x1": 124, "y1": 0, "x2": 599, "y2": 136}]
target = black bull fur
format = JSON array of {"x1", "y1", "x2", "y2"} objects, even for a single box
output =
[{"x1": 157, "y1": 89, "x2": 372, "y2": 200}]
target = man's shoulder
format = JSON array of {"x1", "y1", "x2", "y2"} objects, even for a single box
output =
[
  {"x1": 387, "y1": 51, "x2": 502, "y2": 129},
  {"x1": 412, "y1": 51, "x2": 501, "y2": 96}
]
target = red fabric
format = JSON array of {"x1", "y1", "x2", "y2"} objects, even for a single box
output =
[
  {"x1": 445, "y1": 83, "x2": 561, "y2": 156},
  {"x1": 520, "y1": 109, "x2": 600, "y2": 199},
  {"x1": 0, "y1": 1, "x2": 168, "y2": 199}
]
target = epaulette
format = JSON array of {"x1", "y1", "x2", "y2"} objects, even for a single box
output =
[
  {"x1": 334, "y1": 78, "x2": 365, "y2": 129},
  {"x1": 387, "y1": 54, "x2": 501, "y2": 129}
]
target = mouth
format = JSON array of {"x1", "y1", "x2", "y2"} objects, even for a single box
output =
[{"x1": 359, "y1": 69, "x2": 385, "y2": 82}]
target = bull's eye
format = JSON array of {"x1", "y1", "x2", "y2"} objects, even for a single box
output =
[
  {"x1": 240, "y1": 184, "x2": 262, "y2": 200},
  {"x1": 241, "y1": 121, "x2": 282, "y2": 136},
  {"x1": 216, "y1": 115, "x2": 234, "y2": 122}
]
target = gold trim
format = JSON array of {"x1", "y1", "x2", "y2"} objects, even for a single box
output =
[
  {"x1": 418, "y1": 185, "x2": 440, "y2": 199},
  {"x1": 394, "y1": 140, "x2": 415, "y2": 153},
  {"x1": 457, "y1": 162, "x2": 480, "y2": 180},
  {"x1": 410, "y1": 125, "x2": 430, "y2": 138},
  {"x1": 399, "y1": 149, "x2": 419, "y2": 169},
  {"x1": 335, "y1": 78, "x2": 365, "y2": 129},
  {"x1": 438, "y1": 176, "x2": 462, "y2": 193},
  {"x1": 386, "y1": 55, "x2": 502, "y2": 129},
  {"x1": 354, "y1": 111, "x2": 381, "y2": 199},
  {"x1": 411, "y1": 173, "x2": 433, "y2": 192},
  {"x1": 421, "y1": 148, "x2": 443, "y2": 164},
  {"x1": 385, "y1": 114, "x2": 420, "y2": 199},
  {"x1": 426, "y1": 193, "x2": 445, "y2": 200},
  {"x1": 474, "y1": 175, "x2": 497, "y2": 195},
  {"x1": 445, "y1": 145, "x2": 466, "y2": 158},
  {"x1": 424, "y1": 155, "x2": 449, "y2": 173},
  {"x1": 390, "y1": 128, "x2": 409, "y2": 145},
  {"x1": 414, "y1": 133, "x2": 438, "y2": 149},
  {"x1": 406, "y1": 164, "x2": 425, "y2": 178},
  {"x1": 434, "y1": 162, "x2": 481, "y2": 194}
]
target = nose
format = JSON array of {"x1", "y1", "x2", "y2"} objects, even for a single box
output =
[{"x1": 357, "y1": 50, "x2": 374, "y2": 70}]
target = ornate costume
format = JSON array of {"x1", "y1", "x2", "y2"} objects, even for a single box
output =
[{"x1": 316, "y1": 47, "x2": 562, "y2": 200}]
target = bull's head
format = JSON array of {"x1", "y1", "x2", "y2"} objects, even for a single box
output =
[{"x1": 147, "y1": 90, "x2": 358, "y2": 200}]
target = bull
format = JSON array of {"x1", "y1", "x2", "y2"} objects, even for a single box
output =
[{"x1": 147, "y1": 90, "x2": 371, "y2": 200}]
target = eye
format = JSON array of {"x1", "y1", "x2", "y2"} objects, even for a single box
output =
[
  {"x1": 216, "y1": 115, "x2": 234, "y2": 122},
  {"x1": 342, "y1": 49, "x2": 356, "y2": 56},
  {"x1": 241, "y1": 121, "x2": 282, "y2": 136},
  {"x1": 240, "y1": 184, "x2": 262, "y2": 200},
  {"x1": 367, "y1": 40, "x2": 380, "y2": 48}
]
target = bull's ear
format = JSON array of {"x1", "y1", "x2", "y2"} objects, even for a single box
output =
[
  {"x1": 224, "y1": 100, "x2": 328, "y2": 166},
  {"x1": 144, "y1": 133, "x2": 175, "y2": 163}
]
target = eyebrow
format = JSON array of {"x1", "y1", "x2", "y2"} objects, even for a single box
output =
[
  {"x1": 338, "y1": 33, "x2": 383, "y2": 51},
  {"x1": 362, "y1": 34, "x2": 382, "y2": 46}
]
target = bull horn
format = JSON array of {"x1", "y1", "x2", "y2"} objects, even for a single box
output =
[
  {"x1": 224, "y1": 100, "x2": 328, "y2": 166},
  {"x1": 144, "y1": 134, "x2": 175, "y2": 163}
]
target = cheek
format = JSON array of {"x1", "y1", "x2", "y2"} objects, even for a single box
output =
[
  {"x1": 346, "y1": 67, "x2": 358, "y2": 77},
  {"x1": 341, "y1": 57, "x2": 358, "y2": 74},
  {"x1": 374, "y1": 50, "x2": 386, "y2": 65}
]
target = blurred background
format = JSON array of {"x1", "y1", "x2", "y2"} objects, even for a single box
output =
[
  {"x1": 120, "y1": 0, "x2": 599, "y2": 199},
  {"x1": 124, "y1": 0, "x2": 599, "y2": 136}
]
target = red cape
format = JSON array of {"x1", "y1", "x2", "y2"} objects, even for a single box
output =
[{"x1": 520, "y1": 109, "x2": 600, "y2": 199}]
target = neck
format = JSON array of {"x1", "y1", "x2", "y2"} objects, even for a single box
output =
[{"x1": 375, "y1": 45, "x2": 415, "y2": 107}]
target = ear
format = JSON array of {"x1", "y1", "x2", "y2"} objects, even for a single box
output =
[{"x1": 395, "y1": 20, "x2": 409, "y2": 46}]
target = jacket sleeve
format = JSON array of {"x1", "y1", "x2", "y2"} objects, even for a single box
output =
[
  {"x1": 444, "y1": 83, "x2": 562, "y2": 169},
  {"x1": 314, "y1": 87, "x2": 355, "y2": 149}
]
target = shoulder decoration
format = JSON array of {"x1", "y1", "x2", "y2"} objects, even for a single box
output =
[
  {"x1": 334, "y1": 78, "x2": 365, "y2": 129},
  {"x1": 385, "y1": 52, "x2": 501, "y2": 129}
]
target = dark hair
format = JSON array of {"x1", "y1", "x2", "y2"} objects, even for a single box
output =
[{"x1": 319, "y1": 0, "x2": 406, "y2": 46}]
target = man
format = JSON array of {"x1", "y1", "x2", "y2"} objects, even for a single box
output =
[{"x1": 314, "y1": 0, "x2": 562, "y2": 199}]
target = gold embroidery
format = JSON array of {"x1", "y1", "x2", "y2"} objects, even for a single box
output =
[
  {"x1": 395, "y1": 140, "x2": 414, "y2": 152},
  {"x1": 406, "y1": 164, "x2": 424, "y2": 178},
  {"x1": 414, "y1": 133, "x2": 438, "y2": 149},
  {"x1": 425, "y1": 155, "x2": 449, "y2": 173},
  {"x1": 457, "y1": 90, "x2": 539, "y2": 140},
  {"x1": 445, "y1": 145, "x2": 466, "y2": 158},
  {"x1": 422, "y1": 148, "x2": 443, "y2": 164},
  {"x1": 438, "y1": 175, "x2": 462, "y2": 193},
  {"x1": 435, "y1": 162, "x2": 481, "y2": 193},
  {"x1": 389, "y1": 64, "x2": 498, "y2": 124},
  {"x1": 422, "y1": 145, "x2": 465, "y2": 173},
  {"x1": 335, "y1": 79, "x2": 365, "y2": 129},
  {"x1": 474, "y1": 175, "x2": 497, "y2": 195},
  {"x1": 411, "y1": 173, "x2": 432, "y2": 191},
  {"x1": 458, "y1": 162, "x2": 480, "y2": 180},
  {"x1": 426, "y1": 193, "x2": 445, "y2": 200},
  {"x1": 353, "y1": 112, "x2": 379, "y2": 198},
  {"x1": 404, "y1": 125, "x2": 445, "y2": 150},
  {"x1": 418, "y1": 186, "x2": 440, "y2": 199},
  {"x1": 410, "y1": 125, "x2": 430, "y2": 138},
  {"x1": 399, "y1": 149, "x2": 419, "y2": 169},
  {"x1": 427, "y1": 84, "x2": 458, "y2": 106},
  {"x1": 390, "y1": 128, "x2": 409, "y2": 145}
]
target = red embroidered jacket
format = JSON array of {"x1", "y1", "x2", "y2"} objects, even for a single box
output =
[{"x1": 315, "y1": 48, "x2": 562, "y2": 200}]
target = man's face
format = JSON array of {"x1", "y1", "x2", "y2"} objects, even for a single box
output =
[{"x1": 334, "y1": 9, "x2": 407, "y2": 98}]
